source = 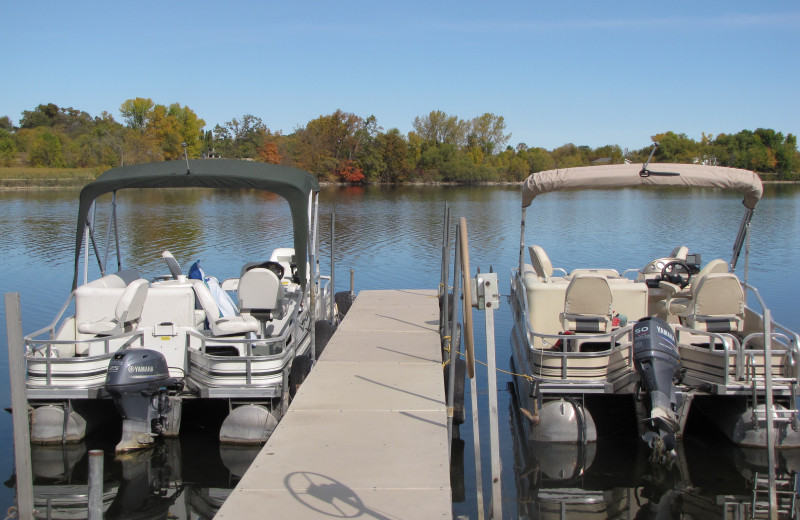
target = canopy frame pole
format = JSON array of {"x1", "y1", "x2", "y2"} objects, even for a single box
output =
[
  {"x1": 518, "y1": 207, "x2": 527, "y2": 278},
  {"x1": 730, "y1": 208, "x2": 754, "y2": 271},
  {"x1": 102, "y1": 192, "x2": 115, "y2": 275}
]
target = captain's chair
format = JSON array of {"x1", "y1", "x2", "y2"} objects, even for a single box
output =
[
  {"x1": 681, "y1": 273, "x2": 745, "y2": 333},
  {"x1": 528, "y1": 245, "x2": 567, "y2": 283},
  {"x1": 191, "y1": 280, "x2": 259, "y2": 337},
  {"x1": 238, "y1": 268, "x2": 284, "y2": 335},
  {"x1": 561, "y1": 274, "x2": 614, "y2": 333},
  {"x1": 654, "y1": 258, "x2": 729, "y2": 316},
  {"x1": 78, "y1": 279, "x2": 149, "y2": 336}
]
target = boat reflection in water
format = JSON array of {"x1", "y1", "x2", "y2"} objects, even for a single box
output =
[
  {"x1": 507, "y1": 383, "x2": 800, "y2": 519},
  {"x1": 24, "y1": 433, "x2": 258, "y2": 519}
]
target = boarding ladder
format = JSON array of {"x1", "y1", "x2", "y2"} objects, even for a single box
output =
[
  {"x1": 749, "y1": 375, "x2": 800, "y2": 433},
  {"x1": 751, "y1": 472, "x2": 798, "y2": 519}
]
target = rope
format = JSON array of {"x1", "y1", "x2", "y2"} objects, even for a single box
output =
[
  {"x1": 5, "y1": 506, "x2": 17, "y2": 519},
  {"x1": 440, "y1": 337, "x2": 534, "y2": 382}
]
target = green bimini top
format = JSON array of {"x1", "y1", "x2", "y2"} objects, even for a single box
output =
[{"x1": 73, "y1": 159, "x2": 320, "y2": 290}]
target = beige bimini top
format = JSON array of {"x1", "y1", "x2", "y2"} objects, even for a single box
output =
[{"x1": 521, "y1": 163, "x2": 763, "y2": 210}]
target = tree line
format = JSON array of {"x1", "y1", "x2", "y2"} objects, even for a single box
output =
[{"x1": 1, "y1": 100, "x2": 798, "y2": 182}]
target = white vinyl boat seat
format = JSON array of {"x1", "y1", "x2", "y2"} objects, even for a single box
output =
[
  {"x1": 191, "y1": 280, "x2": 259, "y2": 337},
  {"x1": 654, "y1": 258, "x2": 729, "y2": 316},
  {"x1": 162, "y1": 250, "x2": 183, "y2": 279},
  {"x1": 561, "y1": 274, "x2": 614, "y2": 333},
  {"x1": 680, "y1": 273, "x2": 745, "y2": 333},
  {"x1": 528, "y1": 245, "x2": 567, "y2": 282},
  {"x1": 239, "y1": 268, "x2": 285, "y2": 323},
  {"x1": 77, "y1": 279, "x2": 149, "y2": 336}
]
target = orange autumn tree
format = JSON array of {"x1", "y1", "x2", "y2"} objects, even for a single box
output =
[{"x1": 335, "y1": 159, "x2": 365, "y2": 183}]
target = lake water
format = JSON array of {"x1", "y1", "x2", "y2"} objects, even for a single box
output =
[{"x1": 1, "y1": 183, "x2": 799, "y2": 518}]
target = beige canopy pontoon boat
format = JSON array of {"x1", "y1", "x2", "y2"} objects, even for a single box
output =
[{"x1": 510, "y1": 161, "x2": 800, "y2": 455}]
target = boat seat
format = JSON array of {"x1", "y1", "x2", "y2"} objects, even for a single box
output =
[
  {"x1": 670, "y1": 246, "x2": 689, "y2": 260},
  {"x1": 77, "y1": 279, "x2": 149, "y2": 336},
  {"x1": 191, "y1": 280, "x2": 259, "y2": 337},
  {"x1": 653, "y1": 258, "x2": 729, "y2": 316},
  {"x1": 162, "y1": 250, "x2": 183, "y2": 279},
  {"x1": 238, "y1": 268, "x2": 284, "y2": 335},
  {"x1": 528, "y1": 245, "x2": 567, "y2": 283},
  {"x1": 560, "y1": 274, "x2": 614, "y2": 333},
  {"x1": 680, "y1": 273, "x2": 745, "y2": 333}
]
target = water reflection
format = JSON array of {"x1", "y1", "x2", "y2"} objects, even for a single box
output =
[
  {"x1": 25, "y1": 434, "x2": 256, "y2": 519},
  {"x1": 506, "y1": 382, "x2": 800, "y2": 519}
]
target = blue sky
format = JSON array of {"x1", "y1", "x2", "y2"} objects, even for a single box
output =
[{"x1": 2, "y1": 1, "x2": 798, "y2": 151}]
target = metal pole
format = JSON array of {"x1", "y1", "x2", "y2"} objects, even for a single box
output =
[
  {"x1": 349, "y1": 269, "x2": 354, "y2": 295},
  {"x1": 88, "y1": 449, "x2": 104, "y2": 519},
  {"x1": 480, "y1": 274, "x2": 502, "y2": 520},
  {"x1": 763, "y1": 308, "x2": 777, "y2": 519},
  {"x1": 330, "y1": 212, "x2": 336, "y2": 321},
  {"x1": 447, "y1": 229, "x2": 461, "y2": 445},
  {"x1": 5, "y1": 293, "x2": 34, "y2": 519}
]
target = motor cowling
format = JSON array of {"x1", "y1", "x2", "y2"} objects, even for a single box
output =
[
  {"x1": 633, "y1": 317, "x2": 681, "y2": 454},
  {"x1": 105, "y1": 349, "x2": 179, "y2": 451}
]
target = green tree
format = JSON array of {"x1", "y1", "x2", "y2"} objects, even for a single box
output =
[
  {"x1": 468, "y1": 113, "x2": 511, "y2": 157},
  {"x1": 0, "y1": 132, "x2": 16, "y2": 166},
  {"x1": 375, "y1": 128, "x2": 411, "y2": 182},
  {"x1": 412, "y1": 110, "x2": 466, "y2": 146},
  {"x1": 120, "y1": 98, "x2": 155, "y2": 130},
  {"x1": 0, "y1": 116, "x2": 15, "y2": 132},
  {"x1": 28, "y1": 128, "x2": 65, "y2": 167}
]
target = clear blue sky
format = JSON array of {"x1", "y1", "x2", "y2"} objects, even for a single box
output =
[{"x1": 2, "y1": 1, "x2": 798, "y2": 151}]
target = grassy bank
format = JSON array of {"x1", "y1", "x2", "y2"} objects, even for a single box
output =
[{"x1": 0, "y1": 167, "x2": 101, "y2": 188}]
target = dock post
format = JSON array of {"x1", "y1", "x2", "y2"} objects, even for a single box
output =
[
  {"x1": 478, "y1": 273, "x2": 502, "y2": 520},
  {"x1": 5, "y1": 293, "x2": 34, "y2": 519},
  {"x1": 88, "y1": 449, "x2": 104, "y2": 519}
]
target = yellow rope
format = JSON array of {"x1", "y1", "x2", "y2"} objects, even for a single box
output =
[{"x1": 441, "y1": 343, "x2": 534, "y2": 382}]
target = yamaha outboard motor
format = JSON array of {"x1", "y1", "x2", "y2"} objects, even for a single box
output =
[
  {"x1": 633, "y1": 317, "x2": 681, "y2": 458},
  {"x1": 105, "y1": 349, "x2": 179, "y2": 452}
]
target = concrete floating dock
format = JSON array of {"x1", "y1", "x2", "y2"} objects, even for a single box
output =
[{"x1": 215, "y1": 289, "x2": 452, "y2": 519}]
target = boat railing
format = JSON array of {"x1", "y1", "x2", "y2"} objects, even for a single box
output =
[
  {"x1": 525, "y1": 325, "x2": 635, "y2": 383},
  {"x1": 25, "y1": 331, "x2": 144, "y2": 386},
  {"x1": 742, "y1": 281, "x2": 800, "y2": 381},
  {"x1": 186, "y1": 321, "x2": 298, "y2": 386},
  {"x1": 25, "y1": 292, "x2": 77, "y2": 342}
]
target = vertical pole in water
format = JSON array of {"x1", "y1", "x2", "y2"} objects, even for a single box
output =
[
  {"x1": 763, "y1": 307, "x2": 777, "y2": 519},
  {"x1": 446, "y1": 227, "x2": 460, "y2": 449},
  {"x1": 458, "y1": 219, "x2": 484, "y2": 520},
  {"x1": 330, "y1": 212, "x2": 336, "y2": 321},
  {"x1": 5, "y1": 293, "x2": 34, "y2": 519},
  {"x1": 480, "y1": 273, "x2": 502, "y2": 520},
  {"x1": 88, "y1": 449, "x2": 103, "y2": 519}
]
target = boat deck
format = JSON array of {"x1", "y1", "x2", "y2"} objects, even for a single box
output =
[{"x1": 214, "y1": 289, "x2": 452, "y2": 519}]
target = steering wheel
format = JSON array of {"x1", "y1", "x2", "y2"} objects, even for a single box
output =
[
  {"x1": 246, "y1": 261, "x2": 285, "y2": 280},
  {"x1": 661, "y1": 261, "x2": 691, "y2": 289}
]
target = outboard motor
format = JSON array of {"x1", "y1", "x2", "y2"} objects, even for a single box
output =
[
  {"x1": 633, "y1": 317, "x2": 681, "y2": 458},
  {"x1": 105, "y1": 349, "x2": 179, "y2": 452}
]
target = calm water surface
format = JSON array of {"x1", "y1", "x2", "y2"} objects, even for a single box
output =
[{"x1": 1, "y1": 184, "x2": 799, "y2": 518}]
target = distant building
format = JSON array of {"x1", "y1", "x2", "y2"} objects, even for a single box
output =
[{"x1": 203, "y1": 150, "x2": 222, "y2": 159}]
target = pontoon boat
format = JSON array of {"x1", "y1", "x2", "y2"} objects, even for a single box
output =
[
  {"x1": 22, "y1": 159, "x2": 339, "y2": 451},
  {"x1": 510, "y1": 161, "x2": 800, "y2": 453}
]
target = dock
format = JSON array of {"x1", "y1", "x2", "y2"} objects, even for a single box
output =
[{"x1": 215, "y1": 289, "x2": 452, "y2": 519}]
